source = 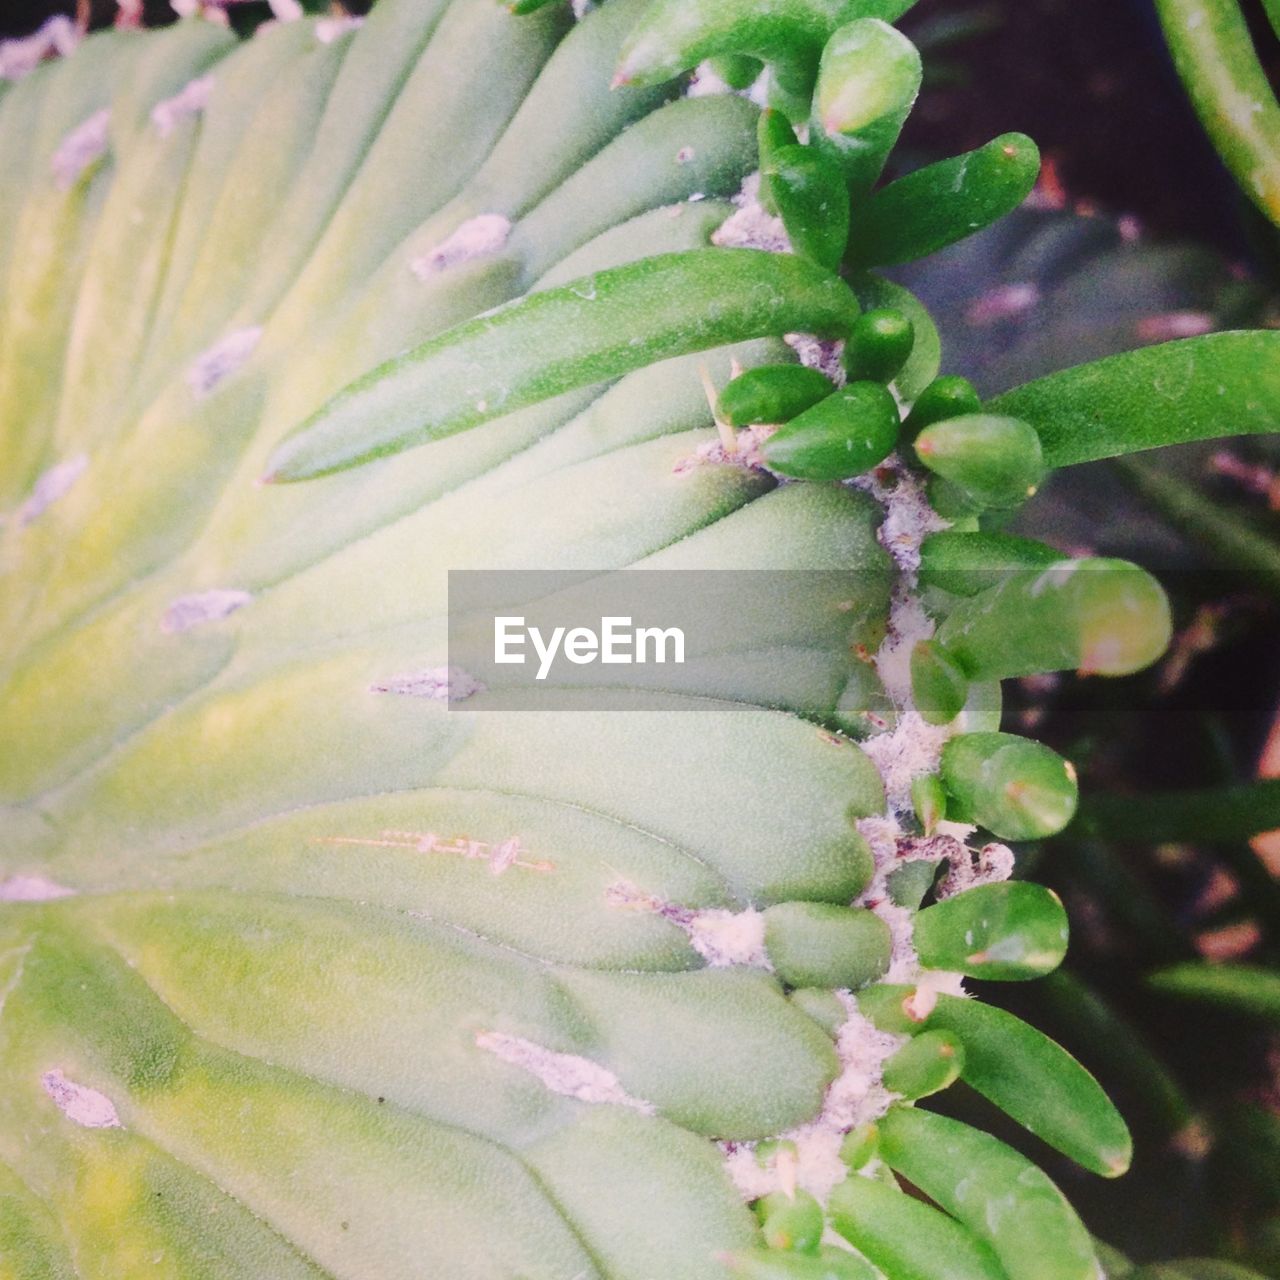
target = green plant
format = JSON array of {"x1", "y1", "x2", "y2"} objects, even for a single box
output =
[{"x1": 1, "y1": 2, "x2": 1278, "y2": 1277}]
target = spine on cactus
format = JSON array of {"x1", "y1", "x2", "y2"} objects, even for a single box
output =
[{"x1": 0, "y1": 2, "x2": 1277, "y2": 1278}]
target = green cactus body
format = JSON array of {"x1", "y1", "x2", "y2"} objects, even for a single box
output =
[{"x1": 0, "y1": 2, "x2": 1275, "y2": 1277}]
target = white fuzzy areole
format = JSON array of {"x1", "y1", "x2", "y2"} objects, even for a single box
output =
[
  {"x1": 187, "y1": 326, "x2": 263, "y2": 398},
  {"x1": 712, "y1": 173, "x2": 789, "y2": 254},
  {"x1": 371, "y1": 666, "x2": 484, "y2": 702},
  {"x1": 0, "y1": 875, "x2": 75, "y2": 902},
  {"x1": 410, "y1": 214, "x2": 512, "y2": 280},
  {"x1": 13, "y1": 455, "x2": 88, "y2": 528},
  {"x1": 687, "y1": 909, "x2": 769, "y2": 968},
  {"x1": 151, "y1": 75, "x2": 216, "y2": 138},
  {"x1": 161, "y1": 588, "x2": 252, "y2": 635},
  {"x1": 51, "y1": 109, "x2": 110, "y2": 191},
  {"x1": 0, "y1": 15, "x2": 78, "y2": 80},
  {"x1": 267, "y1": 0, "x2": 304, "y2": 20},
  {"x1": 475, "y1": 1031, "x2": 654, "y2": 1113},
  {"x1": 41, "y1": 1070, "x2": 122, "y2": 1129}
]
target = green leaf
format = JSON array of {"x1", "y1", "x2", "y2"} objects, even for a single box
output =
[
  {"x1": 1075, "y1": 777, "x2": 1280, "y2": 844},
  {"x1": 828, "y1": 1172, "x2": 1008, "y2": 1280},
  {"x1": 939, "y1": 734, "x2": 1079, "y2": 842},
  {"x1": 265, "y1": 250, "x2": 860, "y2": 480},
  {"x1": 1154, "y1": 0, "x2": 1280, "y2": 227},
  {"x1": 913, "y1": 881, "x2": 1069, "y2": 980},
  {"x1": 845, "y1": 133, "x2": 1040, "y2": 267},
  {"x1": 924, "y1": 995, "x2": 1133, "y2": 1177},
  {"x1": 1148, "y1": 963, "x2": 1280, "y2": 1025},
  {"x1": 989, "y1": 333, "x2": 1280, "y2": 467},
  {"x1": 878, "y1": 1107, "x2": 1101, "y2": 1280}
]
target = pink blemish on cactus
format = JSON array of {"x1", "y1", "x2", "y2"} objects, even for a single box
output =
[
  {"x1": 51, "y1": 109, "x2": 110, "y2": 191},
  {"x1": 0, "y1": 14, "x2": 78, "y2": 80},
  {"x1": 40, "y1": 1070, "x2": 122, "y2": 1129},
  {"x1": 370, "y1": 665, "x2": 484, "y2": 701},
  {"x1": 410, "y1": 215, "x2": 512, "y2": 280},
  {"x1": 187, "y1": 327, "x2": 263, "y2": 398},
  {"x1": 12, "y1": 454, "x2": 87, "y2": 528},
  {"x1": 0, "y1": 875, "x2": 75, "y2": 901},
  {"x1": 160, "y1": 588, "x2": 252, "y2": 635},
  {"x1": 475, "y1": 1031, "x2": 655, "y2": 1113},
  {"x1": 151, "y1": 75, "x2": 216, "y2": 138},
  {"x1": 316, "y1": 829, "x2": 554, "y2": 876},
  {"x1": 607, "y1": 881, "x2": 769, "y2": 967}
]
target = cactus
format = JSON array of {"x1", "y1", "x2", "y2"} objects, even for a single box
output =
[{"x1": 1, "y1": 2, "x2": 1278, "y2": 1277}]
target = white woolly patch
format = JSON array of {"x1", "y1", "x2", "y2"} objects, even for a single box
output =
[
  {"x1": 712, "y1": 173, "x2": 789, "y2": 254},
  {"x1": 410, "y1": 214, "x2": 512, "y2": 279},
  {"x1": 315, "y1": 15, "x2": 363, "y2": 43},
  {"x1": 51, "y1": 109, "x2": 110, "y2": 190},
  {"x1": 151, "y1": 75, "x2": 215, "y2": 138},
  {"x1": 41, "y1": 1070, "x2": 122, "y2": 1129},
  {"x1": 160, "y1": 588, "x2": 252, "y2": 634},
  {"x1": 0, "y1": 875, "x2": 75, "y2": 902},
  {"x1": 475, "y1": 1031, "x2": 654, "y2": 1113},
  {"x1": 570, "y1": 0, "x2": 593, "y2": 18},
  {"x1": 267, "y1": 0, "x2": 304, "y2": 20},
  {"x1": 859, "y1": 709, "x2": 951, "y2": 816},
  {"x1": 935, "y1": 841, "x2": 1015, "y2": 899},
  {"x1": 606, "y1": 882, "x2": 769, "y2": 968},
  {"x1": 687, "y1": 909, "x2": 769, "y2": 968},
  {"x1": 370, "y1": 666, "x2": 484, "y2": 702},
  {"x1": 723, "y1": 998, "x2": 908, "y2": 1201},
  {"x1": 784, "y1": 332, "x2": 846, "y2": 387},
  {"x1": 187, "y1": 326, "x2": 262, "y2": 397},
  {"x1": 0, "y1": 15, "x2": 77, "y2": 80},
  {"x1": 673, "y1": 424, "x2": 772, "y2": 475},
  {"x1": 13, "y1": 455, "x2": 87, "y2": 528}
]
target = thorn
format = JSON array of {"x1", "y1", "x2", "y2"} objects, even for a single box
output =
[{"x1": 698, "y1": 362, "x2": 737, "y2": 454}]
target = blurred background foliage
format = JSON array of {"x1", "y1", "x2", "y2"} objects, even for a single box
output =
[{"x1": 3, "y1": 0, "x2": 1279, "y2": 1272}]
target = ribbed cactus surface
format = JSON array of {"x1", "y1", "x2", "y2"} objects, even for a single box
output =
[{"x1": 1, "y1": 3, "x2": 1278, "y2": 1278}]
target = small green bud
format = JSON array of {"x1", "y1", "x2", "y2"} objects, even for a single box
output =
[
  {"x1": 940, "y1": 732, "x2": 1079, "y2": 840},
  {"x1": 789, "y1": 987, "x2": 849, "y2": 1037},
  {"x1": 842, "y1": 308, "x2": 915, "y2": 385},
  {"x1": 882, "y1": 1029, "x2": 964, "y2": 1100},
  {"x1": 925, "y1": 474, "x2": 982, "y2": 520},
  {"x1": 718, "y1": 364, "x2": 835, "y2": 427},
  {"x1": 910, "y1": 773, "x2": 948, "y2": 835},
  {"x1": 812, "y1": 19, "x2": 921, "y2": 197},
  {"x1": 756, "y1": 1190, "x2": 825, "y2": 1254},
  {"x1": 762, "y1": 383, "x2": 900, "y2": 480},
  {"x1": 765, "y1": 143, "x2": 851, "y2": 272},
  {"x1": 839, "y1": 1123, "x2": 880, "y2": 1171},
  {"x1": 910, "y1": 639, "x2": 969, "y2": 725},
  {"x1": 914, "y1": 414, "x2": 1045, "y2": 509},
  {"x1": 763, "y1": 902, "x2": 891, "y2": 990},
  {"x1": 914, "y1": 881, "x2": 1069, "y2": 980},
  {"x1": 903, "y1": 374, "x2": 982, "y2": 439}
]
